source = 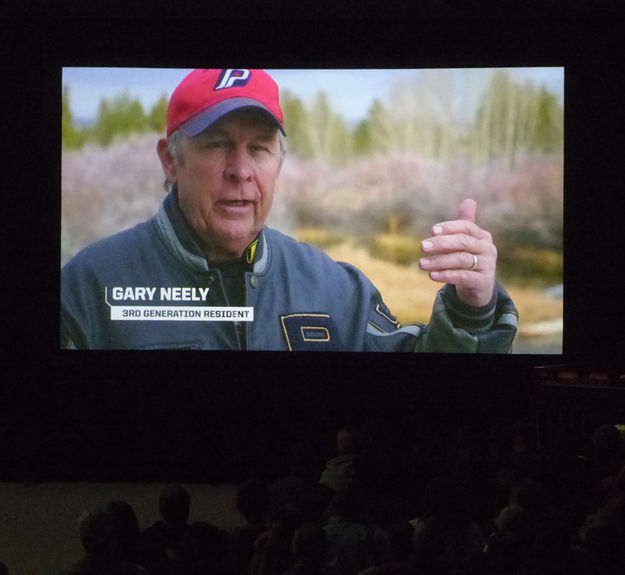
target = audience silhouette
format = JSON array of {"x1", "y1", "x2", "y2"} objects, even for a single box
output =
[
  {"x1": 267, "y1": 442, "x2": 331, "y2": 524},
  {"x1": 53, "y1": 416, "x2": 625, "y2": 575},
  {"x1": 139, "y1": 485, "x2": 226, "y2": 575},
  {"x1": 60, "y1": 506, "x2": 149, "y2": 574},
  {"x1": 320, "y1": 426, "x2": 369, "y2": 492},
  {"x1": 251, "y1": 506, "x2": 304, "y2": 575},
  {"x1": 323, "y1": 480, "x2": 388, "y2": 575},
  {"x1": 105, "y1": 500, "x2": 143, "y2": 566},
  {"x1": 283, "y1": 522, "x2": 328, "y2": 575},
  {"x1": 228, "y1": 479, "x2": 270, "y2": 575}
]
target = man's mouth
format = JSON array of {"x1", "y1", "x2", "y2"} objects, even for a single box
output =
[{"x1": 221, "y1": 200, "x2": 250, "y2": 207}]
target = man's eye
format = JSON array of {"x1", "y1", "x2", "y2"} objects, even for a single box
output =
[{"x1": 197, "y1": 139, "x2": 227, "y2": 149}]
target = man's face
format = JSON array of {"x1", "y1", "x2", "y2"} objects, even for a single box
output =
[{"x1": 159, "y1": 110, "x2": 282, "y2": 263}]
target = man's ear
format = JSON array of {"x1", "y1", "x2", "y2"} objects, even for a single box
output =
[{"x1": 157, "y1": 138, "x2": 177, "y2": 182}]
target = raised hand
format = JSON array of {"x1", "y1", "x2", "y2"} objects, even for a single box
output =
[{"x1": 418, "y1": 198, "x2": 497, "y2": 307}]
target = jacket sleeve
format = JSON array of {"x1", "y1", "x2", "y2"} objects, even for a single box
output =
[
  {"x1": 414, "y1": 283, "x2": 518, "y2": 353},
  {"x1": 365, "y1": 282, "x2": 518, "y2": 353}
]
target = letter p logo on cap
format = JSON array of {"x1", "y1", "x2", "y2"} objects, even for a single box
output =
[{"x1": 215, "y1": 69, "x2": 251, "y2": 90}]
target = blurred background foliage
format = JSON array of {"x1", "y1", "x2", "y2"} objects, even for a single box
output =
[
  {"x1": 63, "y1": 86, "x2": 168, "y2": 148},
  {"x1": 63, "y1": 69, "x2": 562, "y2": 164}
]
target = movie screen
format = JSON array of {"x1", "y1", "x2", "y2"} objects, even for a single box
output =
[{"x1": 61, "y1": 67, "x2": 563, "y2": 353}]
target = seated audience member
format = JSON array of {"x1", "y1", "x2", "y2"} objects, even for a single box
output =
[
  {"x1": 229, "y1": 479, "x2": 270, "y2": 575},
  {"x1": 320, "y1": 426, "x2": 368, "y2": 492},
  {"x1": 575, "y1": 461, "x2": 625, "y2": 573},
  {"x1": 323, "y1": 481, "x2": 388, "y2": 575},
  {"x1": 283, "y1": 522, "x2": 328, "y2": 575},
  {"x1": 410, "y1": 477, "x2": 485, "y2": 575},
  {"x1": 0, "y1": 561, "x2": 8, "y2": 575},
  {"x1": 411, "y1": 517, "x2": 452, "y2": 575},
  {"x1": 104, "y1": 500, "x2": 143, "y2": 566},
  {"x1": 141, "y1": 484, "x2": 226, "y2": 575},
  {"x1": 61, "y1": 507, "x2": 148, "y2": 575},
  {"x1": 251, "y1": 506, "x2": 304, "y2": 575},
  {"x1": 357, "y1": 521, "x2": 415, "y2": 575},
  {"x1": 267, "y1": 442, "x2": 332, "y2": 523},
  {"x1": 508, "y1": 478, "x2": 555, "y2": 534},
  {"x1": 481, "y1": 504, "x2": 533, "y2": 575}
]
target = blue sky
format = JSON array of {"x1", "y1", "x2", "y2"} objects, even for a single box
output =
[{"x1": 63, "y1": 67, "x2": 564, "y2": 126}]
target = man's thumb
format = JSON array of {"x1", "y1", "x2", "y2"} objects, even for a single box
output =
[{"x1": 457, "y1": 198, "x2": 477, "y2": 222}]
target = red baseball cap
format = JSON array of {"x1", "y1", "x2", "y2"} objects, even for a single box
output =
[{"x1": 167, "y1": 69, "x2": 286, "y2": 137}]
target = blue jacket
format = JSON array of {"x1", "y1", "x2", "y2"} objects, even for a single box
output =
[{"x1": 61, "y1": 193, "x2": 518, "y2": 351}]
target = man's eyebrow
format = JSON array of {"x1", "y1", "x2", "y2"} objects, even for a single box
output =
[
  {"x1": 198, "y1": 128, "x2": 227, "y2": 139},
  {"x1": 253, "y1": 130, "x2": 279, "y2": 141}
]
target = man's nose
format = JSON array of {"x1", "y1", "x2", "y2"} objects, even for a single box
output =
[{"x1": 224, "y1": 146, "x2": 253, "y2": 183}]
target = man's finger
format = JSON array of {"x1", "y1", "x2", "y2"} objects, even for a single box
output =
[{"x1": 457, "y1": 198, "x2": 477, "y2": 223}]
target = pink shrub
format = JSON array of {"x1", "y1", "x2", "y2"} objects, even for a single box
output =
[{"x1": 62, "y1": 137, "x2": 562, "y2": 267}]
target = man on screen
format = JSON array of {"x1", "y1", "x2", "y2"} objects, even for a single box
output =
[{"x1": 60, "y1": 68, "x2": 517, "y2": 351}]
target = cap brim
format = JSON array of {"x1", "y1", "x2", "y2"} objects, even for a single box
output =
[{"x1": 178, "y1": 97, "x2": 286, "y2": 136}]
